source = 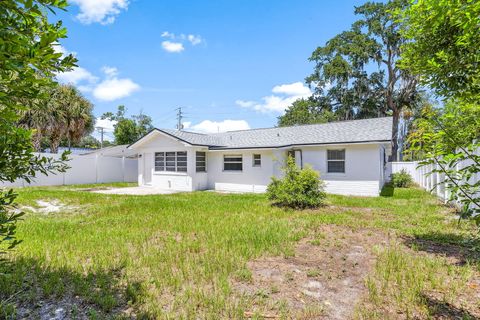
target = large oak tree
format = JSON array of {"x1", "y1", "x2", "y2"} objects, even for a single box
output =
[{"x1": 306, "y1": 0, "x2": 422, "y2": 160}]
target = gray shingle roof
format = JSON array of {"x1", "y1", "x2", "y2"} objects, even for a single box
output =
[{"x1": 158, "y1": 117, "x2": 392, "y2": 150}]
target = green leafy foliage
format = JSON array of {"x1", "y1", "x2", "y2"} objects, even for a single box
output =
[
  {"x1": 306, "y1": 0, "x2": 423, "y2": 160},
  {"x1": 391, "y1": 169, "x2": 413, "y2": 188},
  {"x1": 267, "y1": 157, "x2": 326, "y2": 209},
  {"x1": 277, "y1": 98, "x2": 336, "y2": 127},
  {"x1": 0, "y1": 0, "x2": 74, "y2": 256},
  {"x1": 407, "y1": 101, "x2": 480, "y2": 226},
  {"x1": 102, "y1": 106, "x2": 154, "y2": 145},
  {"x1": 399, "y1": 0, "x2": 480, "y2": 102},
  {"x1": 18, "y1": 84, "x2": 95, "y2": 153}
]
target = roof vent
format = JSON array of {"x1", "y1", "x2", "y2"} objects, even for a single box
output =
[
  {"x1": 230, "y1": 135, "x2": 232, "y2": 140},
  {"x1": 277, "y1": 133, "x2": 280, "y2": 137}
]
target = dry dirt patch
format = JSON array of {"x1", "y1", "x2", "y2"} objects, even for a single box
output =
[
  {"x1": 233, "y1": 225, "x2": 388, "y2": 319},
  {"x1": 21, "y1": 199, "x2": 78, "y2": 214}
]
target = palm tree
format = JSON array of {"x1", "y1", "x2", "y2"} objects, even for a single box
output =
[
  {"x1": 64, "y1": 87, "x2": 95, "y2": 150},
  {"x1": 19, "y1": 84, "x2": 95, "y2": 153},
  {"x1": 18, "y1": 103, "x2": 53, "y2": 152},
  {"x1": 47, "y1": 85, "x2": 94, "y2": 153}
]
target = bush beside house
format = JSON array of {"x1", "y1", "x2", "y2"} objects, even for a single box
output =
[
  {"x1": 267, "y1": 157, "x2": 326, "y2": 209},
  {"x1": 391, "y1": 169, "x2": 414, "y2": 188}
]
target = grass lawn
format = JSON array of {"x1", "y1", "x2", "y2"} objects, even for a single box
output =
[{"x1": 0, "y1": 184, "x2": 479, "y2": 319}]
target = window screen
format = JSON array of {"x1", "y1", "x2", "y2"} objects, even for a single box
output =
[
  {"x1": 223, "y1": 155, "x2": 243, "y2": 171},
  {"x1": 154, "y1": 151, "x2": 187, "y2": 172},
  {"x1": 253, "y1": 154, "x2": 261, "y2": 167},
  {"x1": 196, "y1": 152, "x2": 206, "y2": 172},
  {"x1": 327, "y1": 149, "x2": 345, "y2": 173}
]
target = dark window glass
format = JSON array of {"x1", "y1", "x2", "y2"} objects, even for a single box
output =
[
  {"x1": 196, "y1": 152, "x2": 206, "y2": 172},
  {"x1": 224, "y1": 162, "x2": 243, "y2": 171},
  {"x1": 253, "y1": 154, "x2": 261, "y2": 166},
  {"x1": 154, "y1": 152, "x2": 165, "y2": 171},
  {"x1": 155, "y1": 151, "x2": 187, "y2": 172},
  {"x1": 224, "y1": 155, "x2": 243, "y2": 171},
  {"x1": 327, "y1": 149, "x2": 345, "y2": 173}
]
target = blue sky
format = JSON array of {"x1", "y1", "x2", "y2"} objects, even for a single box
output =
[{"x1": 54, "y1": 0, "x2": 367, "y2": 138}]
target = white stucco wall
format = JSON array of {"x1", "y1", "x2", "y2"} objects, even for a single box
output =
[
  {"x1": 135, "y1": 131, "x2": 386, "y2": 196},
  {"x1": 207, "y1": 150, "x2": 275, "y2": 193},
  {"x1": 136, "y1": 132, "x2": 195, "y2": 191},
  {"x1": 301, "y1": 144, "x2": 382, "y2": 196}
]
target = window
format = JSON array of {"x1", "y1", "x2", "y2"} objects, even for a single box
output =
[
  {"x1": 253, "y1": 154, "x2": 261, "y2": 167},
  {"x1": 327, "y1": 149, "x2": 345, "y2": 173},
  {"x1": 223, "y1": 154, "x2": 243, "y2": 171},
  {"x1": 155, "y1": 151, "x2": 187, "y2": 172},
  {"x1": 196, "y1": 152, "x2": 206, "y2": 172}
]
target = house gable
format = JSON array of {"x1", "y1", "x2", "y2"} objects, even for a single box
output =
[{"x1": 129, "y1": 129, "x2": 192, "y2": 150}]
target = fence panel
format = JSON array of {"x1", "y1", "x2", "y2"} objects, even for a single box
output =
[
  {"x1": 391, "y1": 158, "x2": 479, "y2": 208},
  {"x1": 63, "y1": 155, "x2": 97, "y2": 185},
  {"x1": 0, "y1": 153, "x2": 138, "y2": 187}
]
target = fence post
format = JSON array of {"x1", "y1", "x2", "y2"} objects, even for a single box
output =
[
  {"x1": 122, "y1": 156, "x2": 125, "y2": 182},
  {"x1": 95, "y1": 154, "x2": 99, "y2": 184}
]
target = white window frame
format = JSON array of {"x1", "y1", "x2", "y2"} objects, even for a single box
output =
[
  {"x1": 252, "y1": 154, "x2": 261, "y2": 167},
  {"x1": 326, "y1": 149, "x2": 346, "y2": 174},
  {"x1": 154, "y1": 151, "x2": 187, "y2": 173},
  {"x1": 196, "y1": 151, "x2": 207, "y2": 173},
  {"x1": 223, "y1": 154, "x2": 243, "y2": 172}
]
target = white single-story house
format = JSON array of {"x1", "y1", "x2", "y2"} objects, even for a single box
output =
[{"x1": 128, "y1": 117, "x2": 392, "y2": 196}]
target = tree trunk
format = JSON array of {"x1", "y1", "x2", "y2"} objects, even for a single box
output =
[
  {"x1": 49, "y1": 130, "x2": 62, "y2": 154},
  {"x1": 391, "y1": 107, "x2": 400, "y2": 161},
  {"x1": 32, "y1": 130, "x2": 42, "y2": 152}
]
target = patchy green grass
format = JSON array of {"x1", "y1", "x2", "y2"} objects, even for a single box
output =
[{"x1": 0, "y1": 185, "x2": 478, "y2": 319}]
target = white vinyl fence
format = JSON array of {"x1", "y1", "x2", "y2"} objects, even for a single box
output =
[
  {"x1": 0, "y1": 153, "x2": 138, "y2": 188},
  {"x1": 390, "y1": 160, "x2": 480, "y2": 211}
]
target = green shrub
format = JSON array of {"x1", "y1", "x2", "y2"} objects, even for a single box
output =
[
  {"x1": 391, "y1": 169, "x2": 413, "y2": 188},
  {"x1": 266, "y1": 157, "x2": 326, "y2": 209}
]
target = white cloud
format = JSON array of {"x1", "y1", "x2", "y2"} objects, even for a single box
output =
[
  {"x1": 161, "y1": 41, "x2": 184, "y2": 53},
  {"x1": 188, "y1": 120, "x2": 250, "y2": 133},
  {"x1": 93, "y1": 77, "x2": 140, "y2": 101},
  {"x1": 187, "y1": 34, "x2": 203, "y2": 46},
  {"x1": 101, "y1": 66, "x2": 119, "y2": 77},
  {"x1": 55, "y1": 47, "x2": 140, "y2": 101},
  {"x1": 161, "y1": 32, "x2": 204, "y2": 52},
  {"x1": 235, "y1": 100, "x2": 255, "y2": 108},
  {"x1": 95, "y1": 118, "x2": 117, "y2": 132},
  {"x1": 53, "y1": 44, "x2": 75, "y2": 57},
  {"x1": 70, "y1": 0, "x2": 129, "y2": 25},
  {"x1": 93, "y1": 118, "x2": 117, "y2": 142},
  {"x1": 56, "y1": 66, "x2": 98, "y2": 85},
  {"x1": 161, "y1": 31, "x2": 174, "y2": 39},
  {"x1": 236, "y1": 81, "x2": 312, "y2": 114},
  {"x1": 272, "y1": 82, "x2": 311, "y2": 96}
]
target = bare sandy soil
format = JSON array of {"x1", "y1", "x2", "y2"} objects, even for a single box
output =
[
  {"x1": 233, "y1": 225, "x2": 388, "y2": 319},
  {"x1": 90, "y1": 186, "x2": 179, "y2": 195}
]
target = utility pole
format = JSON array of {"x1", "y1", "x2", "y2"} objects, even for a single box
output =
[
  {"x1": 96, "y1": 127, "x2": 105, "y2": 148},
  {"x1": 176, "y1": 107, "x2": 183, "y2": 130}
]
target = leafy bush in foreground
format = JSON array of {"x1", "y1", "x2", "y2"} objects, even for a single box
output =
[
  {"x1": 391, "y1": 169, "x2": 413, "y2": 188},
  {"x1": 267, "y1": 157, "x2": 326, "y2": 209}
]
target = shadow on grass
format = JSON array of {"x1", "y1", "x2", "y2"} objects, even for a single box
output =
[
  {"x1": 422, "y1": 294, "x2": 480, "y2": 320},
  {"x1": 0, "y1": 257, "x2": 148, "y2": 319},
  {"x1": 380, "y1": 184, "x2": 394, "y2": 197},
  {"x1": 402, "y1": 232, "x2": 480, "y2": 266}
]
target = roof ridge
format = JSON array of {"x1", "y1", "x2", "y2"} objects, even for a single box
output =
[
  {"x1": 215, "y1": 116, "x2": 393, "y2": 134},
  {"x1": 159, "y1": 128, "x2": 209, "y2": 136}
]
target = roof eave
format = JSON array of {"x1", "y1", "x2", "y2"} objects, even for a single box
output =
[{"x1": 208, "y1": 139, "x2": 391, "y2": 151}]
